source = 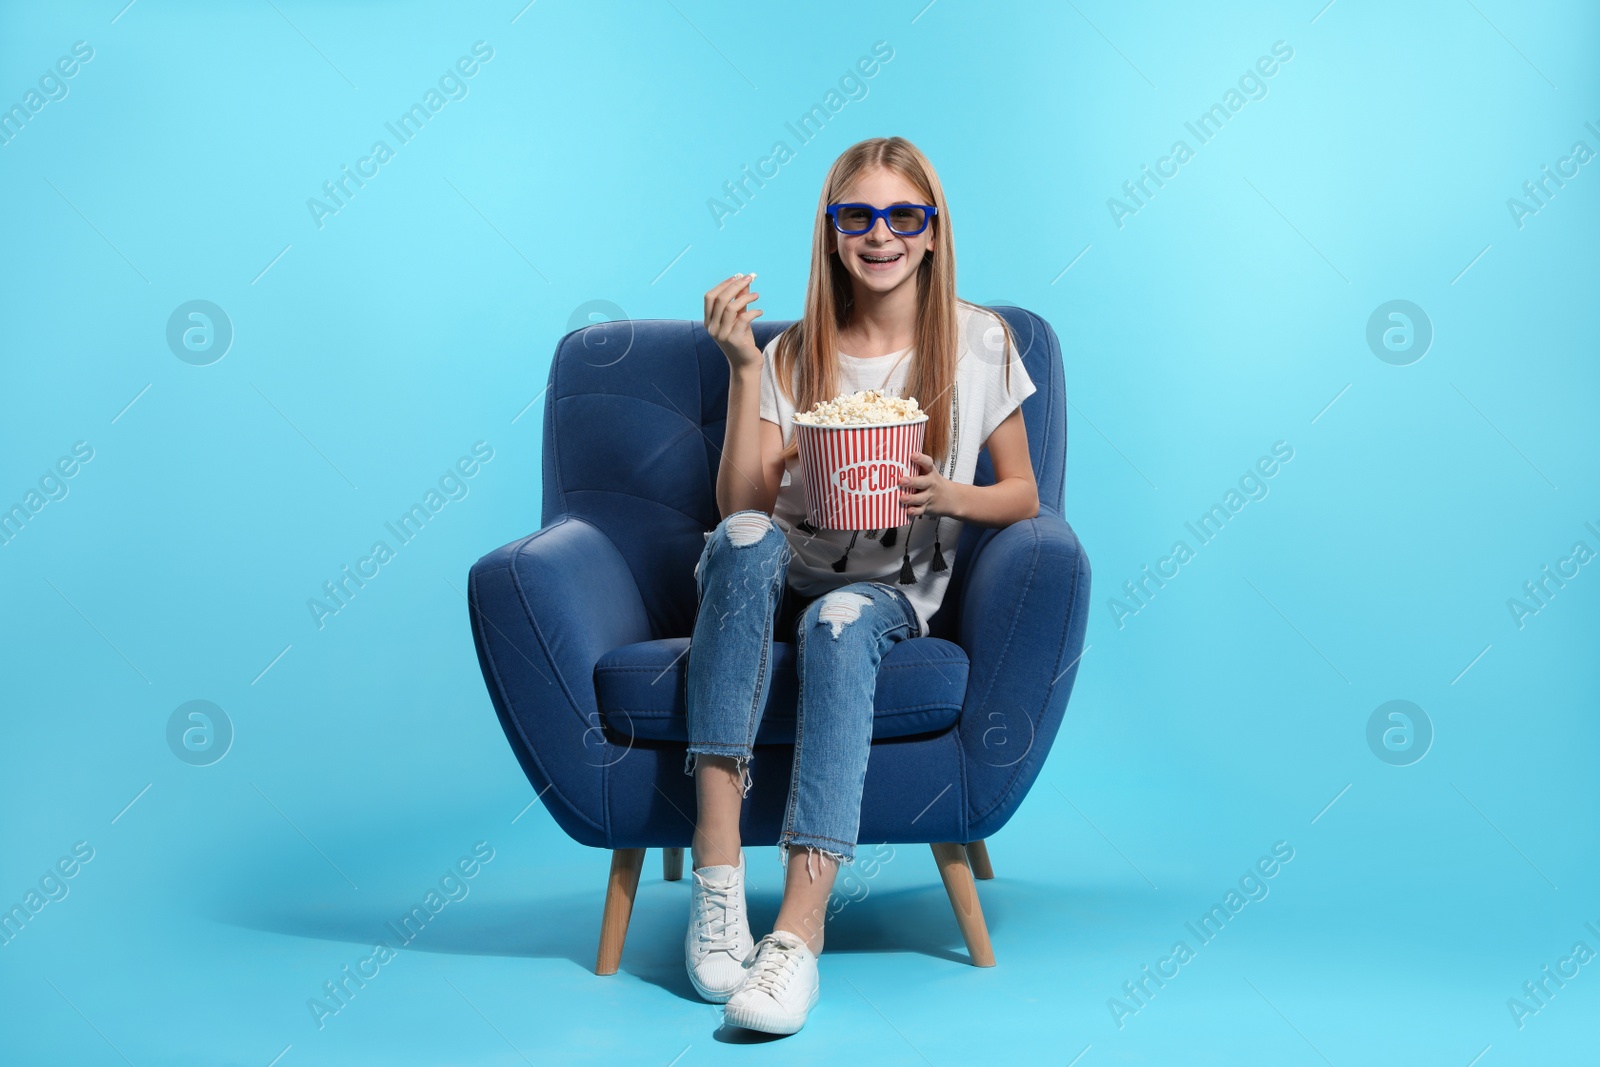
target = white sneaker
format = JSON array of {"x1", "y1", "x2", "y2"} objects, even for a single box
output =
[
  {"x1": 722, "y1": 930, "x2": 820, "y2": 1035},
  {"x1": 685, "y1": 850, "x2": 755, "y2": 1003}
]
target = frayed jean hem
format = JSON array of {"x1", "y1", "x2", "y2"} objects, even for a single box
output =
[
  {"x1": 684, "y1": 747, "x2": 754, "y2": 799},
  {"x1": 778, "y1": 834, "x2": 854, "y2": 883}
]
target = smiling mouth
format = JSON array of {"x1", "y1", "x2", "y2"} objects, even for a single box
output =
[{"x1": 861, "y1": 253, "x2": 903, "y2": 265}]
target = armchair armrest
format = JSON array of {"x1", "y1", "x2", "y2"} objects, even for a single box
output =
[
  {"x1": 466, "y1": 514, "x2": 652, "y2": 848},
  {"x1": 956, "y1": 504, "x2": 1092, "y2": 840}
]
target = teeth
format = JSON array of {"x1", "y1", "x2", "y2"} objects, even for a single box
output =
[{"x1": 863, "y1": 254, "x2": 901, "y2": 263}]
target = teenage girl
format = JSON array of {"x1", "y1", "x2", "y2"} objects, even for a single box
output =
[{"x1": 684, "y1": 135, "x2": 1040, "y2": 1035}]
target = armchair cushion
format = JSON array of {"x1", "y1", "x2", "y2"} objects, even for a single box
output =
[{"x1": 593, "y1": 636, "x2": 970, "y2": 744}]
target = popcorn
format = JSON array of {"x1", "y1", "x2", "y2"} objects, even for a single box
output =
[
  {"x1": 792, "y1": 389, "x2": 927, "y2": 529},
  {"x1": 793, "y1": 389, "x2": 924, "y2": 426}
]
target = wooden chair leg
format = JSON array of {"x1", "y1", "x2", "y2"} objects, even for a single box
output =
[
  {"x1": 930, "y1": 842, "x2": 996, "y2": 967},
  {"x1": 595, "y1": 848, "x2": 645, "y2": 975},
  {"x1": 663, "y1": 846, "x2": 684, "y2": 881},
  {"x1": 966, "y1": 838, "x2": 995, "y2": 880}
]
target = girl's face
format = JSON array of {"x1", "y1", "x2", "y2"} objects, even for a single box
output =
[{"x1": 830, "y1": 166, "x2": 934, "y2": 297}]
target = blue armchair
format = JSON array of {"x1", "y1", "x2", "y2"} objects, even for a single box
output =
[{"x1": 466, "y1": 307, "x2": 1091, "y2": 975}]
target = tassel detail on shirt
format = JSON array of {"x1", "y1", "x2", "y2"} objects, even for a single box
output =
[
  {"x1": 929, "y1": 517, "x2": 948, "y2": 572},
  {"x1": 879, "y1": 525, "x2": 898, "y2": 549},
  {"x1": 898, "y1": 516, "x2": 918, "y2": 584},
  {"x1": 832, "y1": 530, "x2": 859, "y2": 572}
]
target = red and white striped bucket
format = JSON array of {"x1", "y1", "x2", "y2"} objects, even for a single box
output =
[{"x1": 794, "y1": 415, "x2": 928, "y2": 531}]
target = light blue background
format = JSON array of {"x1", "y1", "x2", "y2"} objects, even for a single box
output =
[{"x1": 2, "y1": 1, "x2": 1596, "y2": 1063}]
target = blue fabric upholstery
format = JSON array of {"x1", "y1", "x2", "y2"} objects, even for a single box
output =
[
  {"x1": 594, "y1": 636, "x2": 970, "y2": 744},
  {"x1": 466, "y1": 308, "x2": 1092, "y2": 850}
]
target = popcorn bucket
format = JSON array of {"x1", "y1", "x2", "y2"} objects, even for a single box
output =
[{"x1": 794, "y1": 414, "x2": 927, "y2": 531}]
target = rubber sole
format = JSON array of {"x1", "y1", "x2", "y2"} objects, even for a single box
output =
[
  {"x1": 722, "y1": 984, "x2": 819, "y2": 1035},
  {"x1": 687, "y1": 962, "x2": 743, "y2": 1004},
  {"x1": 686, "y1": 937, "x2": 752, "y2": 1003}
]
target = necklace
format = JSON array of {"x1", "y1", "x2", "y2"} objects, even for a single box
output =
[
  {"x1": 876, "y1": 347, "x2": 915, "y2": 396},
  {"x1": 840, "y1": 337, "x2": 914, "y2": 395}
]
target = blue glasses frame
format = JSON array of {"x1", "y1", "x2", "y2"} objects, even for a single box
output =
[{"x1": 826, "y1": 202, "x2": 938, "y2": 236}]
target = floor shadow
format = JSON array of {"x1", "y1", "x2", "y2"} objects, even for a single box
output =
[
  {"x1": 213, "y1": 871, "x2": 1087, "y2": 1002},
  {"x1": 713, "y1": 1022, "x2": 792, "y2": 1044}
]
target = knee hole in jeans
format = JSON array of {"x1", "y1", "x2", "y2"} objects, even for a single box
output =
[
  {"x1": 815, "y1": 589, "x2": 873, "y2": 639},
  {"x1": 725, "y1": 511, "x2": 772, "y2": 547}
]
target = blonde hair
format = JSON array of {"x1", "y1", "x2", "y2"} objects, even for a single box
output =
[{"x1": 771, "y1": 136, "x2": 1015, "y2": 468}]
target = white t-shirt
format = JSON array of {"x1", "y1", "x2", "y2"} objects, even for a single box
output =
[{"x1": 758, "y1": 301, "x2": 1037, "y2": 637}]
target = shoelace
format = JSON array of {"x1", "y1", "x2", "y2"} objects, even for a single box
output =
[
  {"x1": 742, "y1": 934, "x2": 805, "y2": 997},
  {"x1": 692, "y1": 870, "x2": 745, "y2": 951}
]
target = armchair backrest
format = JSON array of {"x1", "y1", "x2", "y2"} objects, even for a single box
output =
[{"x1": 539, "y1": 307, "x2": 1066, "y2": 641}]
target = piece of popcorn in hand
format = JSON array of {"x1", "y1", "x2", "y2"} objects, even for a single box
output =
[{"x1": 793, "y1": 389, "x2": 925, "y2": 426}]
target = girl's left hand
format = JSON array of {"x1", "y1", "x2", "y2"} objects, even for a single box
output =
[{"x1": 898, "y1": 452, "x2": 950, "y2": 519}]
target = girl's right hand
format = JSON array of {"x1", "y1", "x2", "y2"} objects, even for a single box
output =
[{"x1": 704, "y1": 273, "x2": 764, "y2": 373}]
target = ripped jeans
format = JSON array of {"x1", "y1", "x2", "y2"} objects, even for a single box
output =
[{"x1": 684, "y1": 508, "x2": 922, "y2": 881}]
